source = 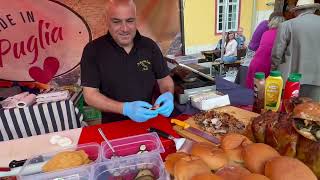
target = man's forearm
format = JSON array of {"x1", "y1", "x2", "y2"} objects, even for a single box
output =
[
  {"x1": 161, "y1": 84, "x2": 174, "y2": 94},
  {"x1": 157, "y1": 76, "x2": 174, "y2": 94},
  {"x1": 83, "y1": 88, "x2": 123, "y2": 114}
]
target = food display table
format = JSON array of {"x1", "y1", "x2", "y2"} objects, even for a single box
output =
[{"x1": 0, "y1": 115, "x2": 181, "y2": 167}]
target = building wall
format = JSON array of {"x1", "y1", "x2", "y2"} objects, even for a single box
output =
[
  {"x1": 183, "y1": 0, "x2": 216, "y2": 54},
  {"x1": 254, "y1": 0, "x2": 275, "y2": 33},
  {"x1": 184, "y1": 0, "x2": 255, "y2": 55},
  {"x1": 257, "y1": 0, "x2": 275, "y2": 11},
  {"x1": 240, "y1": 0, "x2": 254, "y2": 41}
]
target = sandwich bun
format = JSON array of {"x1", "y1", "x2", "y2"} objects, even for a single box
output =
[
  {"x1": 242, "y1": 143, "x2": 280, "y2": 174},
  {"x1": 239, "y1": 174, "x2": 270, "y2": 180},
  {"x1": 265, "y1": 156, "x2": 317, "y2": 180},
  {"x1": 215, "y1": 165, "x2": 251, "y2": 180},
  {"x1": 221, "y1": 133, "x2": 253, "y2": 150},
  {"x1": 164, "y1": 152, "x2": 189, "y2": 175},
  {"x1": 224, "y1": 147, "x2": 244, "y2": 164},
  {"x1": 292, "y1": 102, "x2": 320, "y2": 141},
  {"x1": 292, "y1": 102, "x2": 320, "y2": 122},
  {"x1": 191, "y1": 173, "x2": 223, "y2": 180},
  {"x1": 174, "y1": 156, "x2": 211, "y2": 180},
  {"x1": 191, "y1": 142, "x2": 228, "y2": 170}
]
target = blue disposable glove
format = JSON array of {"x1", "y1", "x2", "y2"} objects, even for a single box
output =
[
  {"x1": 154, "y1": 92, "x2": 174, "y2": 117},
  {"x1": 123, "y1": 101, "x2": 158, "y2": 122}
]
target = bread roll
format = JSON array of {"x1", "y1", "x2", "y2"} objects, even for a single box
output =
[
  {"x1": 191, "y1": 173, "x2": 223, "y2": 180},
  {"x1": 243, "y1": 143, "x2": 280, "y2": 174},
  {"x1": 191, "y1": 142, "x2": 228, "y2": 170},
  {"x1": 239, "y1": 174, "x2": 270, "y2": 180},
  {"x1": 224, "y1": 147, "x2": 244, "y2": 164},
  {"x1": 215, "y1": 165, "x2": 251, "y2": 180},
  {"x1": 164, "y1": 152, "x2": 189, "y2": 175},
  {"x1": 221, "y1": 133, "x2": 253, "y2": 150},
  {"x1": 174, "y1": 156, "x2": 211, "y2": 180},
  {"x1": 265, "y1": 156, "x2": 317, "y2": 180}
]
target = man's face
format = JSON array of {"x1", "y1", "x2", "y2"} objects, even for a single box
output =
[
  {"x1": 107, "y1": 5, "x2": 137, "y2": 47},
  {"x1": 237, "y1": 28, "x2": 243, "y2": 36}
]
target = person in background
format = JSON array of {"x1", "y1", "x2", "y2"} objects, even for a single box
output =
[
  {"x1": 80, "y1": 0, "x2": 174, "y2": 123},
  {"x1": 248, "y1": 12, "x2": 279, "y2": 52},
  {"x1": 272, "y1": 0, "x2": 320, "y2": 101},
  {"x1": 246, "y1": 15, "x2": 285, "y2": 89},
  {"x1": 235, "y1": 12, "x2": 279, "y2": 87},
  {"x1": 215, "y1": 38, "x2": 223, "y2": 50},
  {"x1": 236, "y1": 27, "x2": 246, "y2": 48},
  {"x1": 222, "y1": 31, "x2": 238, "y2": 63}
]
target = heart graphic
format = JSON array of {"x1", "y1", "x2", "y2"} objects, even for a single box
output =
[{"x1": 29, "y1": 57, "x2": 60, "y2": 84}]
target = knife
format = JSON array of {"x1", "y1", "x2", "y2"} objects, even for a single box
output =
[
  {"x1": 171, "y1": 119, "x2": 220, "y2": 145},
  {"x1": 147, "y1": 127, "x2": 194, "y2": 152}
]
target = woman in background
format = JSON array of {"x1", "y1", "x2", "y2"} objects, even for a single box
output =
[
  {"x1": 248, "y1": 12, "x2": 279, "y2": 52},
  {"x1": 246, "y1": 15, "x2": 285, "y2": 89},
  {"x1": 222, "y1": 31, "x2": 238, "y2": 63}
]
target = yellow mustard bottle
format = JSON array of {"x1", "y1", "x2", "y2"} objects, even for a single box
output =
[{"x1": 264, "y1": 71, "x2": 283, "y2": 112}]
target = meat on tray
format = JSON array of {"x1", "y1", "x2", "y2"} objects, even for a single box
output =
[{"x1": 193, "y1": 111, "x2": 246, "y2": 136}]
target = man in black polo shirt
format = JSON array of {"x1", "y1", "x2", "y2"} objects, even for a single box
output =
[{"x1": 80, "y1": 0, "x2": 174, "y2": 123}]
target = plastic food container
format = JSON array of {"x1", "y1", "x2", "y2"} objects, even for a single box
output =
[
  {"x1": 191, "y1": 91, "x2": 230, "y2": 111},
  {"x1": 101, "y1": 132, "x2": 164, "y2": 161},
  {"x1": 19, "y1": 166, "x2": 91, "y2": 180},
  {"x1": 91, "y1": 153, "x2": 169, "y2": 180},
  {"x1": 18, "y1": 143, "x2": 101, "y2": 180}
]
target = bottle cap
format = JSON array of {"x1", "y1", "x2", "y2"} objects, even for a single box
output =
[
  {"x1": 288, "y1": 73, "x2": 302, "y2": 82},
  {"x1": 270, "y1": 71, "x2": 281, "y2": 77},
  {"x1": 255, "y1": 72, "x2": 265, "y2": 80}
]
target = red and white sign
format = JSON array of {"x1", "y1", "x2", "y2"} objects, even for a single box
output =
[{"x1": 0, "y1": 0, "x2": 91, "y2": 83}]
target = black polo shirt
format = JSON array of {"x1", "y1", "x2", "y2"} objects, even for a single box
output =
[{"x1": 80, "y1": 31, "x2": 169, "y2": 123}]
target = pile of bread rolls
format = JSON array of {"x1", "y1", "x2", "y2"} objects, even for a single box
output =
[{"x1": 165, "y1": 133, "x2": 317, "y2": 180}]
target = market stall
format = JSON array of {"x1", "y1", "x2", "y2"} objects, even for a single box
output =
[
  {"x1": 1, "y1": 0, "x2": 320, "y2": 180},
  {"x1": 2, "y1": 100, "x2": 320, "y2": 179}
]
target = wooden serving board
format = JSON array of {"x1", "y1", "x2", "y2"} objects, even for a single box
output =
[{"x1": 173, "y1": 106, "x2": 259, "y2": 144}]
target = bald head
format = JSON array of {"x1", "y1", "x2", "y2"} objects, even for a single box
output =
[
  {"x1": 106, "y1": 0, "x2": 136, "y2": 17},
  {"x1": 106, "y1": 0, "x2": 137, "y2": 50}
]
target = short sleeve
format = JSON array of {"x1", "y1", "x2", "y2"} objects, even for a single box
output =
[
  {"x1": 151, "y1": 42, "x2": 170, "y2": 79},
  {"x1": 80, "y1": 42, "x2": 101, "y2": 88}
]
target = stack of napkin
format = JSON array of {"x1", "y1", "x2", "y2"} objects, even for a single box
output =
[{"x1": 36, "y1": 90, "x2": 70, "y2": 104}]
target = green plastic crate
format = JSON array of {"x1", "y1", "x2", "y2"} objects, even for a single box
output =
[
  {"x1": 75, "y1": 95, "x2": 84, "y2": 114},
  {"x1": 83, "y1": 106, "x2": 102, "y2": 121}
]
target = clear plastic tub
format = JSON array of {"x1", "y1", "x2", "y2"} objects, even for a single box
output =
[
  {"x1": 18, "y1": 142, "x2": 101, "y2": 180},
  {"x1": 101, "y1": 132, "x2": 164, "y2": 161},
  {"x1": 91, "y1": 153, "x2": 169, "y2": 180},
  {"x1": 19, "y1": 166, "x2": 92, "y2": 180}
]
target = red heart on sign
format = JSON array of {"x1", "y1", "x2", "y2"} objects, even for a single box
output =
[{"x1": 29, "y1": 57, "x2": 60, "y2": 83}]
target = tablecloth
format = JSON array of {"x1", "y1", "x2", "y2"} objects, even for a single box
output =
[{"x1": 78, "y1": 115, "x2": 183, "y2": 159}]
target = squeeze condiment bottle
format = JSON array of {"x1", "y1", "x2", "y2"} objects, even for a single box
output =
[
  {"x1": 253, "y1": 72, "x2": 265, "y2": 113},
  {"x1": 282, "y1": 73, "x2": 302, "y2": 112},
  {"x1": 264, "y1": 71, "x2": 283, "y2": 112}
]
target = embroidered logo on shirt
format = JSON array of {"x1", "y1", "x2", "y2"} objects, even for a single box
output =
[{"x1": 137, "y1": 60, "x2": 151, "y2": 71}]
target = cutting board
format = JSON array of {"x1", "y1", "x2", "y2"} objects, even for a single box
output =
[{"x1": 173, "y1": 106, "x2": 259, "y2": 144}]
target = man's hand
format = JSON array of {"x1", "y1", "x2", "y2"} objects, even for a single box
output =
[
  {"x1": 154, "y1": 92, "x2": 174, "y2": 117},
  {"x1": 123, "y1": 101, "x2": 158, "y2": 122}
]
